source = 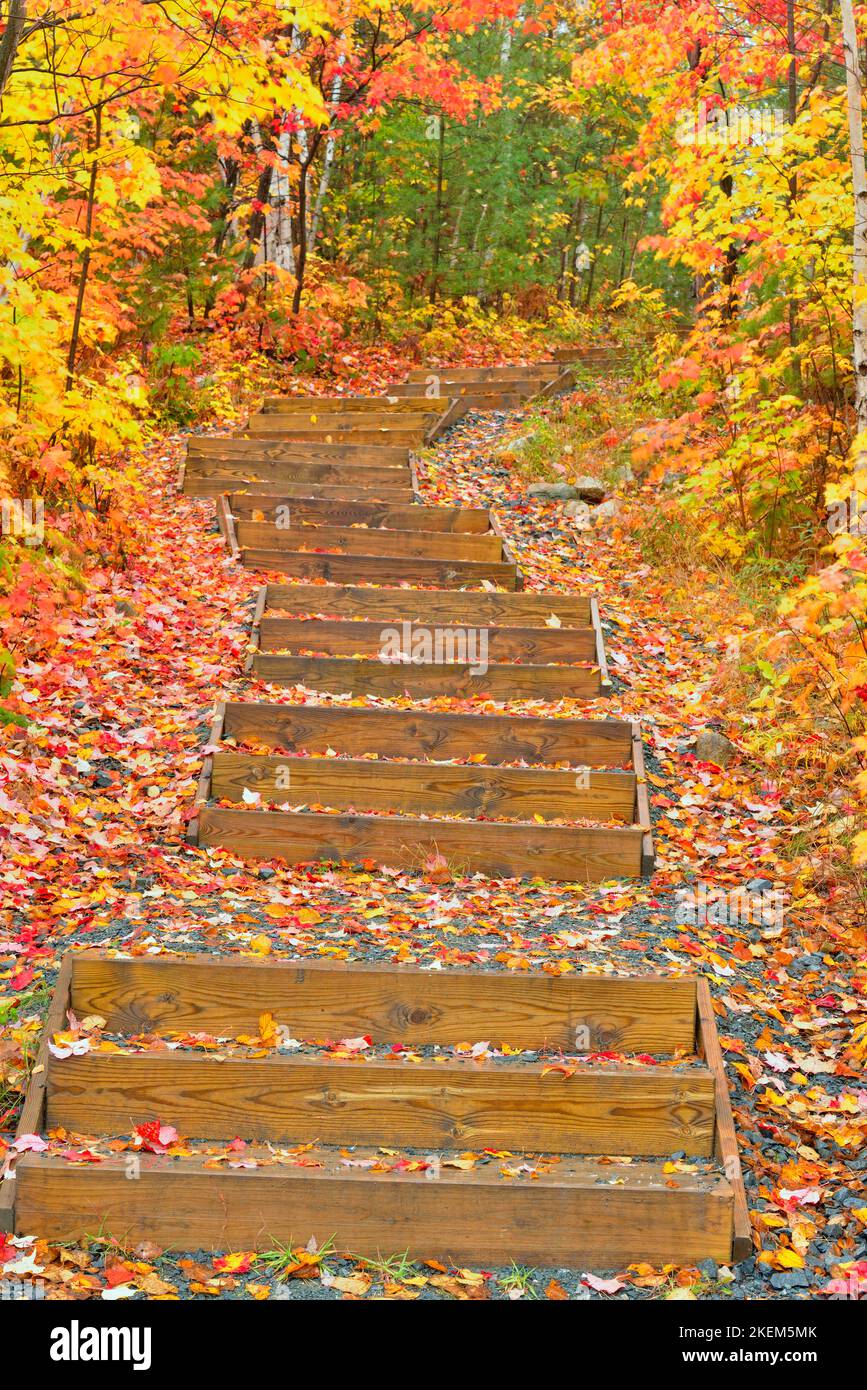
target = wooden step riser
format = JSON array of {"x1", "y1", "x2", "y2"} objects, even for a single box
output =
[
  {"x1": 262, "y1": 397, "x2": 441, "y2": 413},
  {"x1": 257, "y1": 617, "x2": 596, "y2": 661},
  {"x1": 194, "y1": 463, "x2": 412, "y2": 486},
  {"x1": 250, "y1": 654, "x2": 600, "y2": 699},
  {"x1": 263, "y1": 584, "x2": 593, "y2": 626},
  {"x1": 67, "y1": 955, "x2": 701, "y2": 1051},
  {"x1": 13, "y1": 1156, "x2": 735, "y2": 1267},
  {"x1": 188, "y1": 442, "x2": 411, "y2": 464},
  {"x1": 230, "y1": 499, "x2": 492, "y2": 533},
  {"x1": 189, "y1": 482, "x2": 416, "y2": 501},
  {"x1": 222, "y1": 702, "x2": 635, "y2": 765},
  {"x1": 46, "y1": 1054, "x2": 716, "y2": 1156},
  {"x1": 210, "y1": 753, "x2": 635, "y2": 821},
  {"x1": 391, "y1": 386, "x2": 534, "y2": 407},
  {"x1": 196, "y1": 807, "x2": 644, "y2": 881},
  {"x1": 407, "y1": 365, "x2": 561, "y2": 381},
  {"x1": 240, "y1": 427, "x2": 429, "y2": 446},
  {"x1": 241, "y1": 551, "x2": 520, "y2": 589},
  {"x1": 235, "y1": 522, "x2": 503, "y2": 562}
]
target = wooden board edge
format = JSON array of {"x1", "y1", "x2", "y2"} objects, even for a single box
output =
[
  {"x1": 187, "y1": 704, "x2": 226, "y2": 847},
  {"x1": 488, "y1": 511, "x2": 524, "y2": 591},
  {"x1": 426, "y1": 396, "x2": 469, "y2": 443},
  {"x1": 177, "y1": 455, "x2": 187, "y2": 493},
  {"x1": 630, "y1": 722, "x2": 655, "y2": 877},
  {"x1": 696, "y1": 978, "x2": 753, "y2": 1263},
  {"x1": 590, "y1": 596, "x2": 612, "y2": 695},
  {"x1": 218, "y1": 494, "x2": 241, "y2": 562},
  {"x1": 244, "y1": 587, "x2": 268, "y2": 675},
  {"x1": 0, "y1": 954, "x2": 73, "y2": 1233}
]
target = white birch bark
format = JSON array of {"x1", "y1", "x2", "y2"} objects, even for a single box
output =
[{"x1": 841, "y1": 0, "x2": 867, "y2": 435}]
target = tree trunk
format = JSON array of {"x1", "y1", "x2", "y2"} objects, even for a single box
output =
[
  {"x1": 0, "y1": 0, "x2": 27, "y2": 101},
  {"x1": 429, "y1": 116, "x2": 446, "y2": 304},
  {"x1": 66, "y1": 104, "x2": 103, "y2": 392},
  {"x1": 841, "y1": 0, "x2": 867, "y2": 433},
  {"x1": 310, "y1": 66, "x2": 344, "y2": 251}
]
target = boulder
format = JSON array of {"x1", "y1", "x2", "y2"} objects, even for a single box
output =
[
  {"x1": 694, "y1": 728, "x2": 737, "y2": 766},
  {"x1": 593, "y1": 498, "x2": 622, "y2": 522},
  {"x1": 563, "y1": 499, "x2": 592, "y2": 529}
]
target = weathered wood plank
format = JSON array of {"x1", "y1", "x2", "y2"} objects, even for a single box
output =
[
  {"x1": 235, "y1": 521, "x2": 503, "y2": 562},
  {"x1": 210, "y1": 752, "x2": 635, "y2": 821},
  {"x1": 697, "y1": 980, "x2": 753, "y2": 1262},
  {"x1": 187, "y1": 438, "x2": 411, "y2": 464},
  {"x1": 250, "y1": 653, "x2": 601, "y2": 699},
  {"x1": 190, "y1": 460, "x2": 412, "y2": 486},
  {"x1": 241, "y1": 550, "x2": 519, "y2": 588},
  {"x1": 0, "y1": 956, "x2": 72, "y2": 1233},
  {"x1": 246, "y1": 411, "x2": 439, "y2": 433},
  {"x1": 68, "y1": 952, "x2": 700, "y2": 1051},
  {"x1": 47, "y1": 1052, "x2": 716, "y2": 1156},
  {"x1": 222, "y1": 701, "x2": 635, "y2": 765},
  {"x1": 262, "y1": 396, "x2": 442, "y2": 414},
  {"x1": 14, "y1": 1150, "x2": 734, "y2": 1265},
  {"x1": 196, "y1": 805, "x2": 644, "y2": 880},
  {"x1": 240, "y1": 423, "x2": 429, "y2": 446},
  {"x1": 257, "y1": 616, "x2": 596, "y2": 661},
  {"x1": 407, "y1": 364, "x2": 561, "y2": 382},
  {"x1": 264, "y1": 583, "x2": 592, "y2": 625},
  {"x1": 230, "y1": 497, "x2": 492, "y2": 532}
]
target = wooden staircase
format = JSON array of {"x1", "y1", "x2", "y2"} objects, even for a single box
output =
[
  {"x1": 4, "y1": 953, "x2": 751, "y2": 1268},
  {"x1": 1, "y1": 373, "x2": 752, "y2": 1271},
  {"x1": 390, "y1": 361, "x2": 574, "y2": 409}
]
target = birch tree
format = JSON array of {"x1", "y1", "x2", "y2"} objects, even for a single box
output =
[{"x1": 841, "y1": 0, "x2": 867, "y2": 434}]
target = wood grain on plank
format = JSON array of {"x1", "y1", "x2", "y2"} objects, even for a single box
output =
[
  {"x1": 46, "y1": 1052, "x2": 716, "y2": 1156},
  {"x1": 210, "y1": 752, "x2": 636, "y2": 821},
  {"x1": 264, "y1": 583, "x2": 592, "y2": 625},
  {"x1": 241, "y1": 550, "x2": 518, "y2": 589},
  {"x1": 257, "y1": 616, "x2": 596, "y2": 661},
  {"x1": 235, "y1": 520, "x2": 503, "y2": 562},
  {"x1": 240, "y1": 424, "x2": 428, "y2": 446},
  {"x1": 14, "y1": 1150, "x2": 734, "y2": 1265},
  {"x1": 197, "y1": 805, "x2": 644, "y2": 880},
  {"x1": 250, "y1": 653, "x2": 600, "y2": 699},
  {"x1": 262, "y1": 396, "x2": 441, "y2": 414},
  {"x1": 696, "y1": 979, "x2": 753, "y2": 1262},
  {"x1": 230, "y1": 498, "x2": 491, "y2": 532},
  {"x1": 222, "y1": 701, "x2": 633, "y2": 764},
  {"x1": 69, "y1": 952, "x2": 699, "y2": 1050},
  {"x1": 188, "y1": 438, "x2": 411, "y2": 463}
]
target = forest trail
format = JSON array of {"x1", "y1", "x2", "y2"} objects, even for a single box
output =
[{"x1": 2, "y1": 370, "x2": 863, "y2": 1298}]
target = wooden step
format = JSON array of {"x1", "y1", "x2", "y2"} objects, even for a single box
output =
[
  {"x1": 46, "y1": 1051, "x2": 716, "y2": 1155},
  {"x1": 256, "y1": 616, "x2": 597, "y2": 662},
  {"x1": 229, "y1": 497, "x2": 492, "y2": 532},
  {"x1": 209, "y1": 754, "x2": 635, "y2": 820},
  {"x1": 219, "y1": 700, "x2": 635, "y2": 765},
  {"x1": 246, "y1": 410, "x2": 440, "y2": 432},
  {"x1": 182, "y1": 451, "x2": 414, "y2": 499},
  {"x1": 407, "y1": 363, "x2": 561, "y2": 382},
  {"x1": 187, "y1": 438, "x2": 411, "y2": 463},
  {"x1": 4, "y1": 956, "x2": 750, "y2": 1266},
  {"x1": 246, "y1": 588, "x2": 608, "y2": 698},
  {"x1": 262, "y1": 582, "x2": 594, "y2": 626},
  {"x1": 234, "y1": 521, "x2": 504, "y2": 562},
  {"x1": 240, "y1": 423, "x2": 430, "y2": 447},
  {"x1": 12, "y1": 1148, "x2": 735, "y2": 1267},
  {"x1": 240, "y1": 551, "x2": 520, "y2": 589},
  {"x1": 247, "y1": 602, "x2": 606, "y2": 697},
  {"x1": 261, "y1": 395, "x2": 442, "y2": 414},
  {"x1": 64, "y1": 954, "x2": 701, "y2": 1049},
  {"x1": 191, "y1": 705, "x2": 652, "y2": 881}
]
